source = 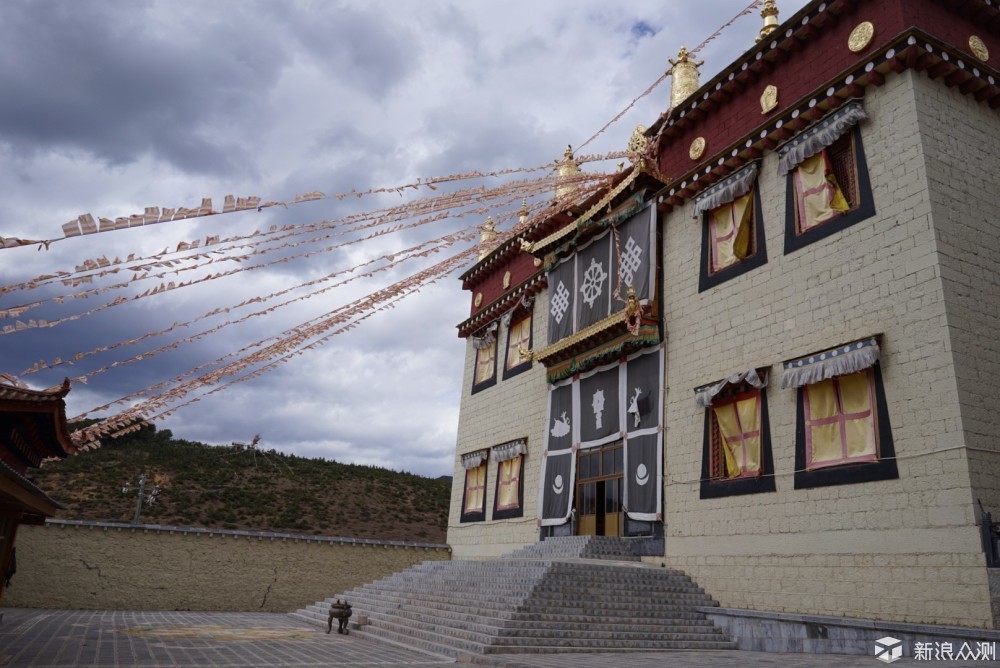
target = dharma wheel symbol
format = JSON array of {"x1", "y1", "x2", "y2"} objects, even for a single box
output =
[{"x1": 580, "y1": 258, "x2": 608, "y2": 308}]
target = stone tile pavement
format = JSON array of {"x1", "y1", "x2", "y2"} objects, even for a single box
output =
[{"x1": 1, "y1": 608, "x2": 998, "y2": 667}]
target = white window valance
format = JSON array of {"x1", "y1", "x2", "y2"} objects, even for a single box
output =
[
  {"x1": 692, "y1": 163, "x2": 758, "y2": 219},
  {"x1": 777, "y1": 102, "x2": 868, "y2": 176},
  {"x1": 472, "y1": 321, "x2": 498, "y2": 350},
  {"x1": 780, "y1": 338, "x2": 880, "y2": 389},
  {"x1": 694, "y1": 368, "x2": 767, "y2": 408},
  {"x1": 492, "y1": 439, "x2": 526, "y2": 462},
  {"x1": 461, "y1": 449, "x2": 489, "y2": 469}
]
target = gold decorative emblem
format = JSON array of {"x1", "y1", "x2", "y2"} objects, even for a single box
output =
[
  {"x1": 969, "y1": 35, "x2": 990, "y2": 62},
  {"x1": 627, "y1": 124, "x2": 649, "y2": 156},
  {"x1": 474, "y1": 292, "x2": 483, "y2": 307},
  {"x1": 534, "y1": 257, "x2": 543, "y2": 268},
  {"x1": 503, "y1": 270, "x2": 511, "y2": 289},
  {"x1": 689, "y1": 137, "x2": 706, "y2": 161},
  {"x1": 760, "y1": 85, "x2": 779, "y2": 114},
  {"x1": 848, "y1": 21, "x2": 875, "y2": 53}
]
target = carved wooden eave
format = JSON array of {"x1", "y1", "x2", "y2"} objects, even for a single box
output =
[
  {"x1": 457, "y1": 272, "x2": 546, "y2": 338},
  {"x1": 459, "y1": 210, "x2": 576, "y2": 291},
  {"x1": 528, "y1": 167, "x2": 664, "y2": 262},
  {"x1": 536, "y1": 311, "x2": 661, "y2": 383},
  {"x1": 646, "y1": 0, "x2": 1000, "y2": 216}
]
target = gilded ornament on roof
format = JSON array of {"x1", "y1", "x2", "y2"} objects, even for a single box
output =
[
  {"x1": 689, "y1": 137, "x2": 706, "y2": 161},
  {"x1": 555, "y1": 145, "x2": 581, "y2": 200},
  {"x1": 668, "y1": 46, "x2": 704, "y2": 109},
  {"x1": 848, "y1": 21, "x2": 875, "y2": 53},
  {"x1": 761, "y1": 85, "x2": 779, "y2": 114},
  {"x1": 755, "y1": 0, "x2": 780, "y2": 44},
  {"x1": 503, "y1": 270, "x2": 511, "y2": 289},
  {"x1": 474, "y1": 292, "x2": 483, "y2": 307},
  {"x1": 478, "y1": 216, "x2": 498, "y2": 260},
  {"x1": 627, "y1": 125, "x2": 649, "y2": 157},
  {"x1": 969, "y1": 36, "x2": 990, "y2": 62}
]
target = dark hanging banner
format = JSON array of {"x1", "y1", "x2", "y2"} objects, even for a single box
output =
[
  {"x1": 625, "y1": 347, "x2": 661, "y2": 433},
  {"x1": 574, "y1": 235, "x2": 612, "y2": 332},
  {"x1": 546, "y1": 381, "x2": 574, "y2": 452},
  {"x1": 547, "y1": 257, "x2": 575, "y2": 346},
  {"x1": 624, "y1": 432, "x2": 660, "y2": 521},
  {"x1": 613, "y1": 204, "x2": 655, "y2": 303},
  {"x1": 540, "y1": 452, "x2": 574, "y2": 524},
  {"x1": 579, "y1": 363, "x2": 620, "y2": 445}
]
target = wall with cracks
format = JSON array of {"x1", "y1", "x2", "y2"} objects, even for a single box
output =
[{"x1": 3, "y1": 520, "x2": 450, "y2": 612}]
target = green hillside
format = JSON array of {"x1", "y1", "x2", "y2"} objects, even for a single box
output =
[{"x1": 30, "y1": 424, "x2": 451, "y2": 543}]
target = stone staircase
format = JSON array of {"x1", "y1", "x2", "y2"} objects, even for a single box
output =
[{"x1": 289, "y1": 536, "x2": 735, "y2": 658}]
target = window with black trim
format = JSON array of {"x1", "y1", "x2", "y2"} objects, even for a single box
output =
[
  {"x1": 460, "y1": 459, "x2": 487, "y2": 522},
  {"x1": 471, "y1": 337, "x2": 497, "y2": 394},
  {"x1": 503, "y1": 312, "x2": 532, "y2": 379},
  {"x1": 784, "y1": 126, "x2": 875, "y2": 254},
  {"x1": 492, "y1": 453, "x2": 524, "y2": 519},
  {"x1": 699, "y1": 378, "x2": 775, "y2": 499},
  {"x1": 699, "y1": 182, "x2": 768, "y2": 291},
  {"x1": 793, "y1": 362, "x2": 897, "y2": 489}
]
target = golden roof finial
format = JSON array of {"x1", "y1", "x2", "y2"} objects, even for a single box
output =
[
  {"x1": 518, "y1": 200, "x2": 528, "y2": 226},
  {"x1": 756, "y1": 0, "x2": 780, "y2": 43},
  {"x1": 667, "y1": 46, "x2": 704, "y2": 109},
  {"x1": 478, "y1": 216, "x2": 498, "y2": 260},
  {"x1": 555, "y1": 145, "x2": 580, "y2": 200}
]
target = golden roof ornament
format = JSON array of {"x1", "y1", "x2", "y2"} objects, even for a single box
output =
[
  {"x1": 555, "y1": 145, "x2": 580, "y2": 200},
  {"x1": 478, "y1": 216, "x2": 498, "y2": 260},
  {"x1": 627, "y1": 124, "x2": 649, "y2": 161},
  {"x1": 756, "y1": 0, "x2": 780, "y2": 43},
  {"x1": 518, "y1": 200, "x2": 528, "y2": 227},
  {"x1": 667, "y1": 46, "x2": 704, "y2": 109}
]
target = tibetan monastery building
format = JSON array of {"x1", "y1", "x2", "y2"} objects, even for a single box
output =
[{"x1": 448, "y1": 0, "x2": 1000, "y2": 629}]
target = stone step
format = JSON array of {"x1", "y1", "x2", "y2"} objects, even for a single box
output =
[{"x1": 288, "y1": 536, "x2": 735, "y2": 656}]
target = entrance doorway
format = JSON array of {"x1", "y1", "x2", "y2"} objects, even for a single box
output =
[{"x1": 575, "y1": 441, "x2": 623, "y2": 536}]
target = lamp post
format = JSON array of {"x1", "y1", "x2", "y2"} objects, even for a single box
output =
[{"x1": 121, "y1": 474, "x2": 160, "y2": 525}]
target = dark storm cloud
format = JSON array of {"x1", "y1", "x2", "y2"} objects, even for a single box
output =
[{"x1": 0, "y1": 0, "x2": 290, "y2": 175}]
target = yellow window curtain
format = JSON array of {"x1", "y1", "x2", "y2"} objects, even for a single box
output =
[
  {"x1": 712, "y1": 391, "x2": 762, "y2": 478},
  {"x1": 464, "y1": 464, "x2": 486, "y2": 513},
  {"x1": 475, "y1": 340, "x2": 496, "y2": 384},
  {"x1": 709, "y1": 192, "x2": 754, "y2": 273},
  {"x1": 804, "y1": 369, "x2": 877, "y2": 469},
  {"x1": 496, "y1": 455, "x2": 522, "y2": 510},
  {"x1": 793, "y1": 150, "x2": 849, "y2": 233},
  {"x1": 505, "y1": 316, "x2": 531, "y2": 370}
]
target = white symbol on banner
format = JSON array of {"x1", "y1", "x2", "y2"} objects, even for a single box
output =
[
  {"x1": 580, "y1": 258, "x2": 607, "y2": 308},
  {"x1": 619, "y1": 236, "x2": 643, "y2": 287},
  {"x1": 636, "y1": 463, "x2": 649, "y2": 486},
  {"x1": 550, "y1": 412, "x2": 571, "y2": 438},
  {"x1": 592, "y1": 390, "x2": 605, "y2": 429},
  {"x1": 627, "y1": 387, "x2": 642, "y2": 428},
  {"x1": 550, "y1": 281, "x2": 570, "y2": 324},
  {"x1": 553, "y1": 474, "x2": 564, "y2": 495}
]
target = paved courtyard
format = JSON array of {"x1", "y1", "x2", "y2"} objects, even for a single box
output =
[{"x1": 1, "y1": 608, "x2": 998, "y2": 667}]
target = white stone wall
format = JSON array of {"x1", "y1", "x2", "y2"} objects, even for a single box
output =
[
  {"x1": 914, "y1": 70, "x2": 1000, "y2": 519},
  {"x1": 659, "y1": 69, "x2": 992, "y2": 628},
  {"x1": 447, "y1": 299, "x2": 549, "y2": 559}
]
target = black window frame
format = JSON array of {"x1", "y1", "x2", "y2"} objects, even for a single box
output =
[
  {"x1": 783, "y1": 125, "x2": 875, "y2": 255},
  {"x1": 793, "y1": 362, "x2": 898, "y2": 489},
  {"x1": 699, "y1": 380, "x2": 776, "y2": 499},
  {"x1": 698, "y1": 180, "x2": 768, "y2": 292}
]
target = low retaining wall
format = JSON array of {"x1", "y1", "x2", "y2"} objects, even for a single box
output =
[
  {"x1": 4, "y1": 520, "x2": 450, "y2": 613},
  {"x1": 702, "y1": 607, "x2": 1000, "y2": 657}
]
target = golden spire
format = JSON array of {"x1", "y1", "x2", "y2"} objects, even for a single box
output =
[
  {"x1": 518, "y1": 200, "x2": 528, "y2": 226},
  {"x1": 555, "y1": 145, "x2": 580, "y2": 200},
  {"x1": 478, "y1": 216, "x2": 498, "y2": 260},
  {"x1": 756, "y1": 0, "x2": 780, "y2": 43},
  {"x1": 667, "y1": 46, "x2": 704, "y2": 109}
]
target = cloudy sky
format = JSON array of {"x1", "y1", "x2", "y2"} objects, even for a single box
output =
[{"x1": 0, "y1": 0, "x2": 811, "y2": 478}]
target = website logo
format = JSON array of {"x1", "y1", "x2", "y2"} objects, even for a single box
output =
[{"x1": 875, "y1": 636, "x2": 903, "y2": 664}]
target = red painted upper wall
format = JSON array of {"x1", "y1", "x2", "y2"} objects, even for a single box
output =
[
  {"x1": 467, "y1": 251, "x2": 539, "y2": 318},
  {"x1": 656, "y1": 0, "x2": 998, "y2": 184}
]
